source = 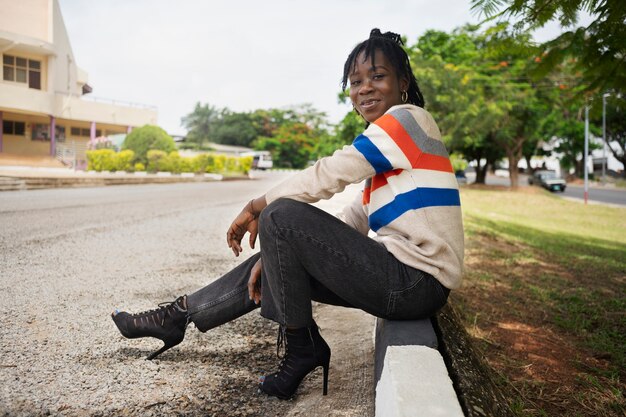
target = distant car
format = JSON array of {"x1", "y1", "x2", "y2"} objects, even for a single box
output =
[
  {"x1": 244, "y1": 151, "x2": 273, "y2": 170},
  {"x1": 528, "y1": 170, "x2": 566, "y2": 192},
  {"x1": 454, "y1": 170, "x2": 467, "y2": 185}
]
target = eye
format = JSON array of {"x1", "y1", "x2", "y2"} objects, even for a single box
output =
[
  {"x1": 373, "y1": 73, "x2": 385, "y2": 80},
  {"x1": 350, "y1": 79, "x2": 361, "y2": 86}
]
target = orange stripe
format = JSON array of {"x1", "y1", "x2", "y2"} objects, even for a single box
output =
[
  {"x1": 417, "y1": 153, "x2": 453, "y2": 172},
  {"x1": 384, "y1": 168, "x2": 403, "y2": 179},
  {"x1": 362, "y1": 186, "x2": 371, "y2": 204},
  {"x1": 374, "y1": 114, "x2": 422, "y2": 165},
  {"x1": 370, "y1": 173, "x2": 388, "y2": 192}
]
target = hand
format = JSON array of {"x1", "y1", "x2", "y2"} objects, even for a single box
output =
[
  {"x1": 248, "y1": 258, "x2": 262, "y2": 305},
  {"x1": 226, "y1": 206, "x2": 258, "y2": 257}
]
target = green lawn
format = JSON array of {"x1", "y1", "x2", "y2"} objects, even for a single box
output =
[{"x1": 457, "y1": 186, "x2": 625, "y2": 416}]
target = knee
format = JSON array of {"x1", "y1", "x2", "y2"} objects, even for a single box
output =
[{"x1": 259, "y1": 199, "x2": 303, "y2": 235}]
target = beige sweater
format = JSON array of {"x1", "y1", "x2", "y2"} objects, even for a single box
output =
[{"x1": 265, "y1": 104, "x2": 464, "y2": 289}]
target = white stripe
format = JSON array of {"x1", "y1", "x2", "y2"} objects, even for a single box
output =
[
  {"x1": 365, "y1": 124, "x2": 412, "y2": 170},
  {"x1": 367, "y1": 170, "x2": 458, "y2": 213},
  {"x1": 409, "y1": 169, "x2": 459, "y2": 190}
]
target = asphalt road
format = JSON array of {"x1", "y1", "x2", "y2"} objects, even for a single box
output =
[
  {"x1": 560, "y1": 184, "x2": 626, "y2": 206},
  {"x1": 465, "y1": 171, "x2": 626, "y2": 206},
  {"x1": 0, "y1": 173, "x2": 374, "y2": 416}
]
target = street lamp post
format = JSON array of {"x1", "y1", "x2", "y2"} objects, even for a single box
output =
[
  {"x1": 584, "y1": 105, "x2": 589, "y2": 205},
  {"x1": 602, "y1": 93, "x2": 611, "y2": 181}
]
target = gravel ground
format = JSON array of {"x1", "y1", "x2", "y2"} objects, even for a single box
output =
[{"x1": 0, "y1": 173, "x2": 373, "y2": 416}]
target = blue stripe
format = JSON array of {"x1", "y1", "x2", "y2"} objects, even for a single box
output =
[
  {"x1": 353, "y1": 134, "x2": 393, "y2": 174},
  {"x1": 369, "y1": 187, "x2": 460, "y2": 231}
]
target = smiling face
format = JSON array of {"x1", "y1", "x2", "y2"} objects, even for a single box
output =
[{"x1": 349, "y1": 49, "x2": 408, "y2": 123}]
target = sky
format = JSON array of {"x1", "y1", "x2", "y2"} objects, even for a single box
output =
[{"x1": 57, "y1": 0, "x2": 593, "y2": 136}]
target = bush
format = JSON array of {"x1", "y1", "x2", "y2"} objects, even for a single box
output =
[
  {"x1": 114, "y1": 150, "x2": 135, "y2": 171},
  {"x1": 147, "y1": 150, "x2": 168, "y2": 172},
  {"x1": 134, "y1": 162, "x2": 145, "y2": 172},
  {"x1": 86, "y1": 149, "x2": 116, "y2": 171},
  {"x1": 239, "y1": 156, "x2": 253, "y2": 174},
  {"x1": 122, "y1": 125, "x2": 176, "y2": 164},
  {"x1": 191, "y1": 154, "x2": 215, "y2": 173}
]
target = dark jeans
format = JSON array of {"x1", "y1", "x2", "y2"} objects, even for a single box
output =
[{"x1": 187, "y1": 199, "x2": 449, "y2": 331}]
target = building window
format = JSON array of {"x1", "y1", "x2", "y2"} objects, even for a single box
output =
[
  {"x1": 32, "y1": 123, "x2": 50, "y2": 141},
  {"x1": 55, "y1": 125, "x2": 66, "y2": 143},
  {"x1": 2, "y1": 54, "x2": 42, "y2": 90},
  {"x1": 2, "y1": 120, "x2": 26, "y2": 135},
  {"x1": 70, "y1": 127, "x2": 101, "y2": 137}
]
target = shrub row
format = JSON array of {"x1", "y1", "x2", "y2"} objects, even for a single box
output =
[{"x1": 86, "y1": 149, "x2": 252, "y2": 175}]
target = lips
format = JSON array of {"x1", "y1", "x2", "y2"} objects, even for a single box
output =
[{"x1": 360, "y1": 99, "x2": 380, "y2": 111}]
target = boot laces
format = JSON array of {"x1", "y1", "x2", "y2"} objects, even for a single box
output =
[{"x1": 130, "y1": 296, "x2": 188, "y2": 327}]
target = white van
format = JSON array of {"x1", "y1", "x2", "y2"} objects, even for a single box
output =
[{"x1": 244, "y1": 151, "x2": 273, "y2": 170}]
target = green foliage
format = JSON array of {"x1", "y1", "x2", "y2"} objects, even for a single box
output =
[
  {"x1": 450, "y1": 153, "x2": 468, "y2": 172},
  {"x1": 191, "y1": 154, "x2": 215, "y2": 173},
  {"x1": 146, "y1": 150, "x2": 169, "y2": 172},
  {"x1": 86, "y1": 149, "x2": 135, "y2": 172},
  {"x1": 134, "y1": 162, "x2": 145, "y2": 172},
  {"x1": 255, "y1": 123, "x2": 317, "y2": 169},
  {"x1": 114, "y1": 150, "x2": 134, "y2": 171},
  {"x1": 471, "y1": 0, "x2": 626, "y2": 92},
  {"x1": 122, "y1": 125, "x2": 176, "y2": 164},
  {"x1": 86, "y1": 149, "x2": 116, "y2": 171},
  {"x1": 181, "y1": 102, "x2": 219, "y2": 147}
]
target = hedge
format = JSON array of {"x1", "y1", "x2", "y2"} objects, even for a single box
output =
[{"x1": 87, "y1": 149, "x2": 252, "y2": 175}]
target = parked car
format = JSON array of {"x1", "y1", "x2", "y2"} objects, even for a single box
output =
[
  {"x1": 454, "y1": 170, "x2": 467, "y2": 185},
  {"x1": 528, "y1": 170, "x2": 566, "y2": 192}
]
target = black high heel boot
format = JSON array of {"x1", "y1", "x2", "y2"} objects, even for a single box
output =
[
  {"x1": 259, "y1": 323, "x2": 331, "y2": 400},
  {"x1": 111, "y1": 295, "x2": 190, "y2": 360}
]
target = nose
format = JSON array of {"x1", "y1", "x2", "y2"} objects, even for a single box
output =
[{"x1": 358, "y1": 78, "x2": 374, "y2": 95}]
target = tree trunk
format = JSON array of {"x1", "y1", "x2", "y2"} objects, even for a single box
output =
[
  {"x1": 507, "y1": 149, "x2": 521, "y2": 189},
  {"x1": 475, "y1": 162, "x2": 488, "y2": 184}
]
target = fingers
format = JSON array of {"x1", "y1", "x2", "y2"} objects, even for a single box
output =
[
  {"x1": 248, "y1": 260, "x2": 262, "y2": 305},
  {"x1": 249, "y1": 229, "x2": 257, "y2": 250}
]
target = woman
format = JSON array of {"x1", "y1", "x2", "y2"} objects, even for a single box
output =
[{"x1": 112, "y1": 28, "x2": 464, "y2": 400}]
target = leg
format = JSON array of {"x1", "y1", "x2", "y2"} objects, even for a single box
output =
[
  {"x1": 187, "y1": 253, "x2": 260, "y2": 332},
  {"x1": 258, "y1": 199, "x2": 448, "y2": 328},
  {"x1": 256, "y1": 199, "x2": 449, "y2": 399}
]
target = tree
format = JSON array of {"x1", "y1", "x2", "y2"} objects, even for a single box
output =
[
  {"x1": 180, "y1": 102, "x2": 219, "y2": 148},
  {"x1": 471, "y1": 0, "x2": 626, "y2": 92},
  {"x1": 211, "y1": 110, "x2": 260, "y2": 147},
  {"x1": 603, "y1": 93, "x2": 626, "y2": 177},
  {"x1": 122, "y1": 125, "x2": 176, "y2": 164},
  {"x1": 254, "y1": 123, "x2": 317, "y2": 169},
  {"x1": 409, "y1": 25, "x2": 545, "y2": 187}
]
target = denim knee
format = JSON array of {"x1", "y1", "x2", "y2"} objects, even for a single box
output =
[{"x1": 259, "y1": 198, "x2": 304, "y2": 238}]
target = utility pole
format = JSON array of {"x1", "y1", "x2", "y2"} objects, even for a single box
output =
[
  {"x1": 584, "y1": 105, "x2": 589, "y2": 205},
  {"x1": 602, "y1": 93, "x2": 611, "y2": 181}
]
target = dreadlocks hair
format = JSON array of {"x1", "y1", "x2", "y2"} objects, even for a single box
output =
[{"x1": 342, "y1": 28, "x2": 425, "y2": 109}]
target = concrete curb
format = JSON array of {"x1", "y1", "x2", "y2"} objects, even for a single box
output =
[{"x1": 374, "y1": 318, "x2": 463, "y2": 417}]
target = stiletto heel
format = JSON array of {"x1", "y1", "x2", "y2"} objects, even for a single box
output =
[
  {"x1": 322, "y1": 362, "x2": 329, "y2": 395},
  {"x1": 259, "y1": 322, "x2": 331, "y2": 399},
  {"x1": 111, "y1": 295, "x2": 190, "y2": 360}
]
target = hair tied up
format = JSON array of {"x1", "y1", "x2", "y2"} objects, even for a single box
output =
[{"x1": 369, "y1": 28, "x2": 403, "y2": 46}]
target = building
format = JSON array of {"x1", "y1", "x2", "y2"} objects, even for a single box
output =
[{"x1": 0, "y1": 0, "x2": 157, "y2": 168}]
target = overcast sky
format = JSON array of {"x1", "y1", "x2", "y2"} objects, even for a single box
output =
[{"x1": 57, "y1": 0, "x2": 592, "y2": 135}]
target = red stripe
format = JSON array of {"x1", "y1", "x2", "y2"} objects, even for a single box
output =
[
  {"x1": 363, "y1": 186, "x2": 371, "y2": 204},
  {"x1": 371, "y1": 173, "x2": 388, "y2": 192},
  {"x1": 384, "y1": 168, "x2": 403, "y2": 179},
  {"x1": 417, "y1": 154, "x2": 453, "y2": 172},
  {"x1": 374, "y1": 114, "x2": 422, "y2": 165}
]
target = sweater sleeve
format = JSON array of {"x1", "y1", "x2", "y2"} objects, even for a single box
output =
[
  {"x1": 338, "y1": 190, "x2": 370, "y2": 235},
  {"x1": 265, "y1": 144, "x2": 375, "y2": 204}
]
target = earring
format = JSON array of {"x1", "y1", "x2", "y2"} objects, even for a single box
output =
[{"x1": 401, "y1": 91, "x2": 408, "y2": 103}]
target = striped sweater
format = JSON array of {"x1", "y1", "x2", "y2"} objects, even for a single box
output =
[{"x1": 265, "y1": 104, "x2": 464, "y2": 289}]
